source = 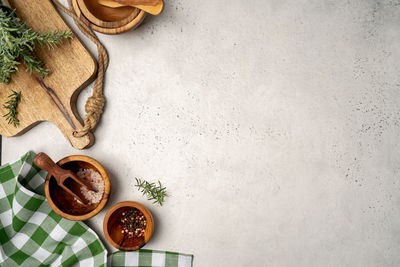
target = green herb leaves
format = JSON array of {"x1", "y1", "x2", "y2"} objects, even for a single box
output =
[
  {"x1": 0, "y1": 9, "x2": 73, "y2": 83},
  {"x1": 3, "y1": 90, "x2": 21, "y2": 127},
  {"x1": 135, "y1": 178, "x2": 167, "y2": 206}
]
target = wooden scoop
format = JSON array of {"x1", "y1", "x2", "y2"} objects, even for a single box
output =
[
  {"x1": 98, "y1": 0, "x2": 164, "y2": 16},
  {"x1": 33, "y1": 152, "x2": 96, "y2": 204}
]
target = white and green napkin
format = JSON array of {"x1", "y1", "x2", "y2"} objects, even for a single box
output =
[{"x1": 0, "y1": 151, "x2": 193, "y2": 267}]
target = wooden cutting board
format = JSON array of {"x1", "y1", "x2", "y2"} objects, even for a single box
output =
[{"x1": 0, "y1": 0, "x2": 97, "y2": 149}]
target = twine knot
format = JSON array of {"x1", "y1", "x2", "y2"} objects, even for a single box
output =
[
  {"x1": 85, "y1": 94, "x2": 105, "y2": 113},
  {"x1": 73, "y1": 94, "x2": 105, "y2": 138},
  {"x1": 51, "y1": 0, "x2": 109, "y2": 139}
]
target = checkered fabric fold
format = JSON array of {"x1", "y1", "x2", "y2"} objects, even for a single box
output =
[
  {"x1": 110, "y1": 250, "x2": 193, "y2": 267},
  {"x1": 0, "y1": 151, "x2": 193, "y2": 267}
]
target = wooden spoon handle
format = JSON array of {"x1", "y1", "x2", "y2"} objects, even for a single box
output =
[
  {"x1": 33, "y1": 152, "x2": 65, "y2": 179},
  {"x1": 99, "y1": 0, "x2": 164, "y2": 15},
  {"x1": 34, "y1": 153, "x2": 91, "y2": 205}
]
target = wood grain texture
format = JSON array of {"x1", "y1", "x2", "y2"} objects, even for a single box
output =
[
  {"x1": 34, "y1": 152, "x2": 97, "y2": 203},
  {"x1": 73, "y1": 0, "x2": 146, "y2": 34},
  {"x1": 0, "y1": 0, "x2": 97, "y2": 149},
  {"x1": 98, "y1": 0, "x2": 164, "y2": 16},
  {"x1": 44, "y1": 155, "x2": 111, "y2": 221},
  {"x1": 103, "y1": 201, "x2": 154, "y2": 251}
]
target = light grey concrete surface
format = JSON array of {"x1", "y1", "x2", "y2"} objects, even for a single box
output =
[{"x1": 3, "y1": 0, "x2": 400, "y2": 266}]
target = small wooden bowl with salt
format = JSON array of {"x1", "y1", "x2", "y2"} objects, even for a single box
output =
[{"x1": 44, "y1": 155, "x2": 111, "y2": 221}]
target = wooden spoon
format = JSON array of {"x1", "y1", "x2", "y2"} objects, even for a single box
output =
[
  {"x1": 98, "y1": 0, "x2": 164, "y2": 16},
  {"x1": 34, "y1": 152, "x2": 96, "y2": 204}
]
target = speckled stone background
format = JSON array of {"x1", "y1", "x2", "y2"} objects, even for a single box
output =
[{"x1": 3, "y1": 0, "x2": 400, "y2": 266}]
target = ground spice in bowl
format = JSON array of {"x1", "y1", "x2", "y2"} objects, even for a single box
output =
[
  {"x1": 119, "y1": 208, "x2": 146, "y2": 238},
  {"x1": 75, "y1": 168, "x2": 105, "y2": 205}
]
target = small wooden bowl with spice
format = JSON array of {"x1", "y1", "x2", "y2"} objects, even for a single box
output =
[
  {"x1": 44, "y1": 155, "x2": 111, "y2": 221},
  {"x1": 103, "y1": 201, "x2": 154, "y2": 251}
]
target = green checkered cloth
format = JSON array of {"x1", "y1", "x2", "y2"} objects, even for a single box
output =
[
  {"x1": 0, "y1": 151, "x2": 193, "y2": 267},
  {"x1": 110, "y1": 250, "x2": 193, "y2": 267}
]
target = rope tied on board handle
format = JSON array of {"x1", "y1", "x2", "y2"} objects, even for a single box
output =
[{"x1": 51, "y1": 0, "x2": 108, "y2": 138}]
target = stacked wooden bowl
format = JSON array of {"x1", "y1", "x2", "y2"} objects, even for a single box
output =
[{"x1": 72, "y1": 0, "x2": 147, "y2": 34}]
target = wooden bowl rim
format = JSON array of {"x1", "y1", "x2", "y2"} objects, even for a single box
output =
[
  {"x1": 44, "y1": 155, "x2": 111, "y2": 221},
  {"x1": 103, "y1": 201, "x2": 154, "y2": 251},
  {"x1": 72, "y1": 0, "x2": 146, "y2": 34},
  {"x1": 77, "y1": 0, "x2": 139, "y2": 28}
]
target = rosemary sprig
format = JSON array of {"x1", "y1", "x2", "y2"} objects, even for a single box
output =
[
  {"x1": 0, "y1": 9, "x2": 73, "y2": 83},
  {"x1": 3, "y1": 90, "x2": 21, "y2": 127},
  {"x1": 135, "y1": 178, "x2": 167, "y2": 206}
]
